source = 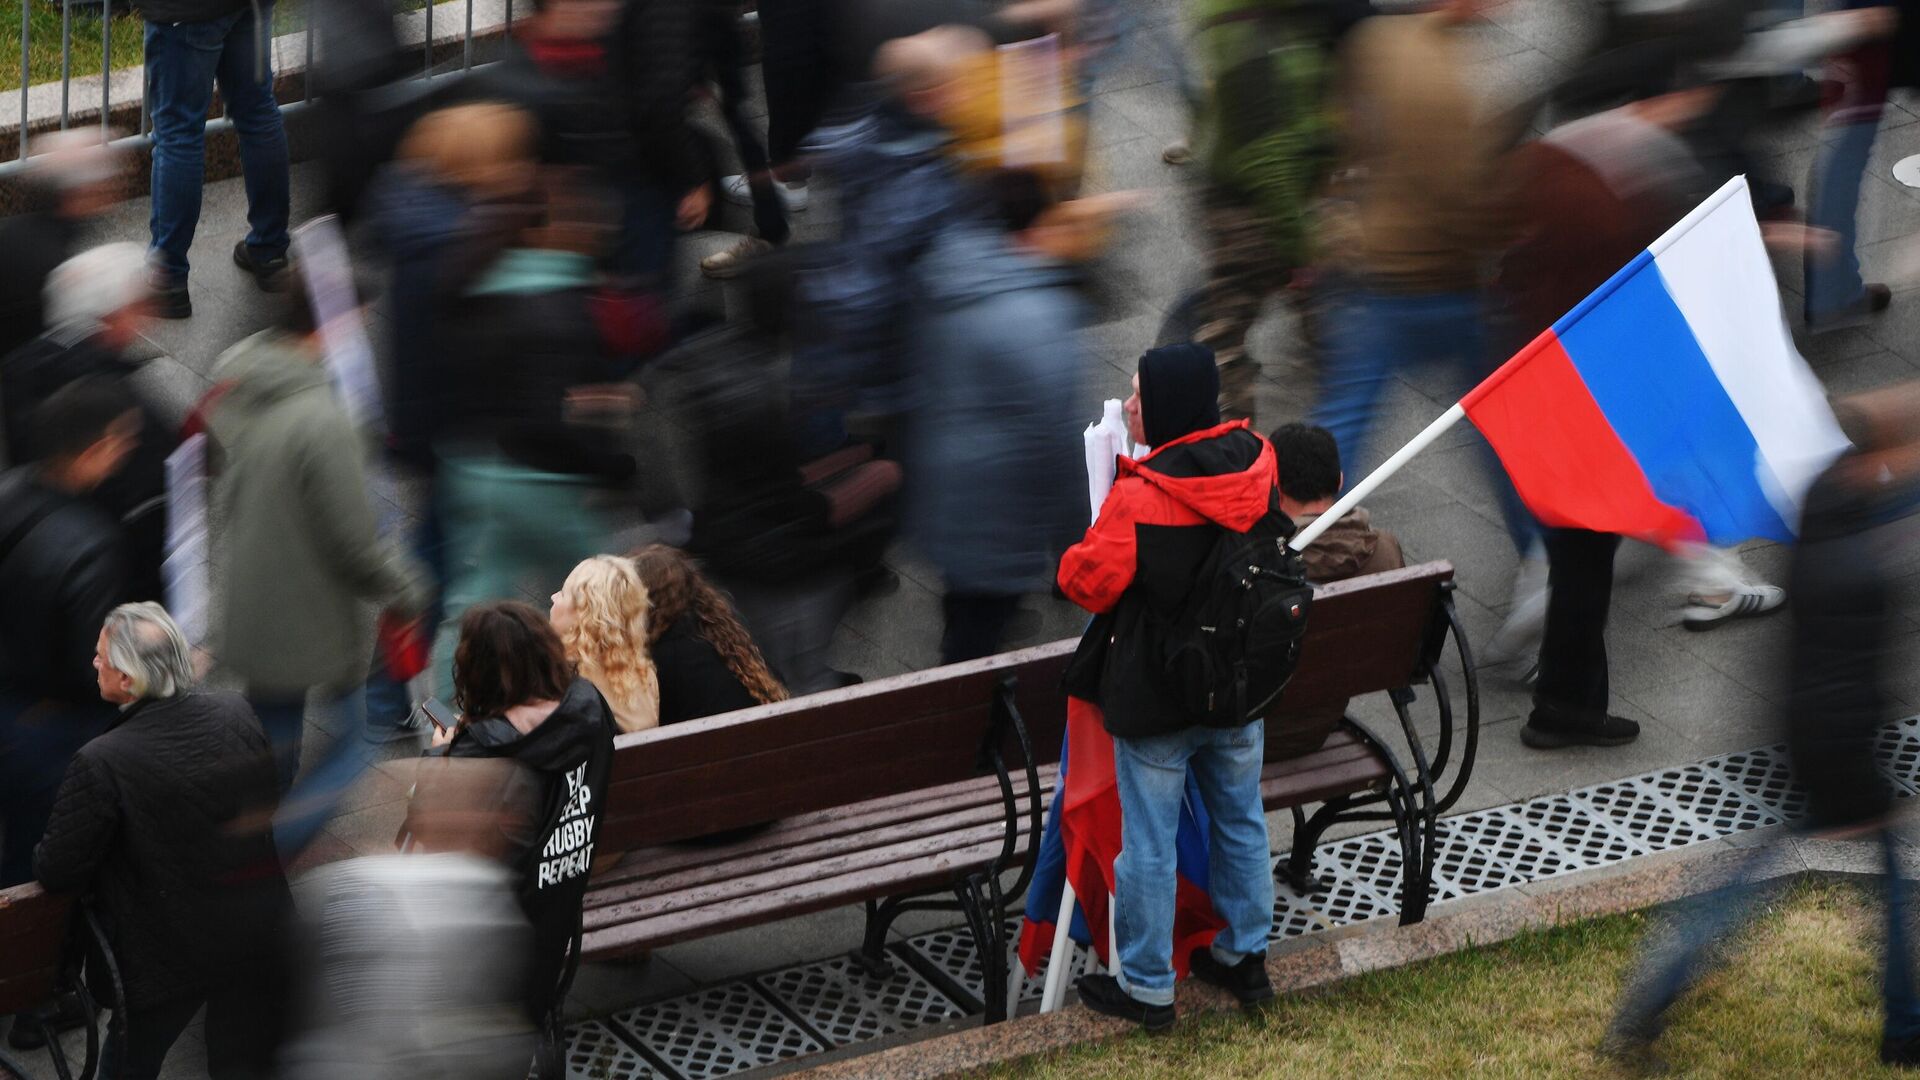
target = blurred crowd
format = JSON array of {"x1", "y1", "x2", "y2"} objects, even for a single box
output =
[{"x1": 3, "y1": 0, "x2": 1920, "y2": 1070}]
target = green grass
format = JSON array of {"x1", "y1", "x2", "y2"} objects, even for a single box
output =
[
  {"x1": 1, "y1": 0, "x2": 433, "y2": 98},
  {"x1": 987, "y1": 881, "x2": 1911, "y2": 1079}
]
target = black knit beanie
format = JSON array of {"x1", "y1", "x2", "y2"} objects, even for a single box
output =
[{"x1": 1138, "y1": 343, "x2": 1221, "y2": 447}]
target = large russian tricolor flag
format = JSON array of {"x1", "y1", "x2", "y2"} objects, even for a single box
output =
[{"x1": 1465, "y1": 176, "x2": 1850, "y2": 547}]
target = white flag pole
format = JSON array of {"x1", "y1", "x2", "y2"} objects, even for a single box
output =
[
  {"x1": 1038, "y1": 880, "x2": 1078, "y2": 1012},
  {"x1": 1290, "y1": 402, "x2": 1468, "y2": 552}
]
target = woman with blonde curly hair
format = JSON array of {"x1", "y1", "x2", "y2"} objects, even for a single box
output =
[
  {"x1": 629, "y1": 545, "x2": 787, "y2": 724},
  {"x1": 549, "y1": 556, "x2": 662, "y2": 733}
]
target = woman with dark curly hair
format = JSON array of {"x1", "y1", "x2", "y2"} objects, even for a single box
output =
[{"x1": 628, "y1": 545, "x2": 787, "y2": 724}]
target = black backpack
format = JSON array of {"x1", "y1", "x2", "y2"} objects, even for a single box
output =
[{"x1": 1157, "y1": 499, "x2": 1314, "y2": 727}]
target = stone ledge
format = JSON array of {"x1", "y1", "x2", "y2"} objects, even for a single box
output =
[{"x1": 780, "y1": 833, "x2": 1896, "y2": 1080}]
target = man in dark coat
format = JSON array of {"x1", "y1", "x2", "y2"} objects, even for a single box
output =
[
  {"x1": 1057, "y1": 344, "x2": 1279, "y2": 1030},
  {"x1": 0, "y1": 378, "x2": 141, "y2": 888},
  {"x1": 35, "y1": 602, "x2": 290, "y2": 1080}
]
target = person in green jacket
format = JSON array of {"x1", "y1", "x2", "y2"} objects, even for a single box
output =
[
  {"x1": 208, "y1": 282, "x2": 428, "y2": 797},
  {"x1": 1183, "y1": 0, "x2": 1365, "y2": 422}
]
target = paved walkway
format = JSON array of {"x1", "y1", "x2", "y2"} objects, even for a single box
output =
[{"x1": 17, "y1": 0, "x2": 1920, "y2": 1074}]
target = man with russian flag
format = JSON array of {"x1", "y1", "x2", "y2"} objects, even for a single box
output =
[{"x1": 1038, "y1": 343, "x2": 1281, "y2": 1032}]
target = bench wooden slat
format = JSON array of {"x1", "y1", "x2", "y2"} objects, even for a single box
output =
[
  {"x1": 584, "y1": 817, "x2": 1022, "y2": 933},
  {"x1": 587, "y1": 792, "x2": 1056, "y2": 910},
  {"x1": 595, "y1": 770, "x2": 1057, "y2": 890},
  {"x1": 584, "y1": 836, "x2": 1019, "y2": 956}
]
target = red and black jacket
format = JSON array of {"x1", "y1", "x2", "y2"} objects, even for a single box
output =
[{"x1": 1058, "y1": 420, "x2": 1280, "y2": 738}]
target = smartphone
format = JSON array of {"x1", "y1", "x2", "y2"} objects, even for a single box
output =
[{"x1": 419, "y1": 696, "x2": 460, "y2": 736}]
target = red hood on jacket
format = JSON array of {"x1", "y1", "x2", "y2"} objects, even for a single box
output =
[{"x1": 1118, "y1": 420, "x2": 1276, "y2": 531}]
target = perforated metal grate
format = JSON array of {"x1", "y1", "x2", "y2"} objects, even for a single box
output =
[
  {"x1": 1517, "y1": 794, "x2": 1648, "y2": 866},
  {"x1": 1703, "y1": 744, "x2": 1808, "y2": 822},
  {"x1": 760, "y1": 954, "x2": 964, "y2": 1046},
  {"x1": 567, "y1": 1019, "x2": 664, "y2": 1080},
  {"x1": 1429, "y1": 807, "x2": 1572, "y2": 891},
  {"x1": 1270, "y1": 862, "x2": 1397, "y2": 941},
  {"x1": 1323, "y1": 830, "x2": 1447, "y2": 904},
  {"x1": 614, "y1": 982, "x2": 822, "y2": 1080},
  {"x1": 1877, "y1": 718, "x2": 1920, "y2": 797},
  {"x1": 1574, "y1": 779, "x2": 1721, "y2": 853},
  {"x1": 1646, "y1": 764, "x2": 1781, "y2": 835}
]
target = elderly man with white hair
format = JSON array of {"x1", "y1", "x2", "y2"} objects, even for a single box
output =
[
  {"x1": 34, "y1": 601, "x2": 291, "y2": 1080},
  {"x1": 1, "y1": 241, "x2": 176, "y2": 602}
]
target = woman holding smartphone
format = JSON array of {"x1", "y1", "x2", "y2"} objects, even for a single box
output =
[{"x1": 424, "y1": 600, "x2": 615, "y2": 1075}]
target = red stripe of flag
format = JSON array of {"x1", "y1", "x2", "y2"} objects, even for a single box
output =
[{"x1": 1464, "y1": 329, "x2": 1703, "y2": 548}]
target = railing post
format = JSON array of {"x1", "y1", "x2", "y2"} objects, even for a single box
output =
[
  {"x1": 100, "y1": 0, "x2": 110, "y2": 137},
  {"x1": 60, "y1": 0, "x2": 72, "y2": 128},
  {"x1": 18, "y1": 0, "x2": 29, "y2": 159}
]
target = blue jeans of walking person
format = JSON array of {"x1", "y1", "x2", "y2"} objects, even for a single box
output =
[
  {"x1": 247, "y1": 686, "x2": 378, "y2": 860},
  {"x1": 1805, "y1": 115, "x2": 1882, "y2": 322},
  {"x1": 1312, "y1": 287, "x2": 1536, "y2": 554},
  {"x1": 1110, "y1": 722, "x2": 1274, "y2": 1007},
  {"x1": 145, "y1": 4, "x2": 290, "y2": 283},
  {"x1": 1611, "y1": 827, "x2": 1920, "y2": 1047}
]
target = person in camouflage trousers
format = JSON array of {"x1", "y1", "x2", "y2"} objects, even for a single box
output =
[{"x1": 1185, "y1": 0, "x2": 1365, "y2": 423}]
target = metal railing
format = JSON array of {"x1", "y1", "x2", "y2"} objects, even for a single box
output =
[{"x1": 7, "y1": 0, "x2": 510, "y2": 171}]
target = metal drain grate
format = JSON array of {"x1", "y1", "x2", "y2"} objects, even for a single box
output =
[
  {"x1": 759, "y1": 954, "x2": 964, "y2": 1046},
  {"x1": 1644, "y1": 765, "x2": 1781, "y2": 834},
  {"x1": 1323, "y1": 830, "x2": 1449, "y2": 904},
  {"x1": 1271, "y1": 859, "x2": 1397, "y2": 941},
  {"x1": 614, "y1": 982, "x2": 823, "y2": 1080},
  {"x1": 568, "y1": 1019, "x2": 663, "y2": 1080},
  {"x1": 1517, "y1": 794, "x2": 1648, "y2": 866},
  {"x1": 904, "y1": 918, "x2": 1085, "y2": 1007},
  {"x1": 1574, "y1": 779, "x2": 1721, "y2": 853},
  {"x1": 1703, "y1": 745, "x2": 1807, "y2": 822},
  {"x1": 1877, "y1": 718, "x2": 1920, "y2": 797},
  {"x1": 1429, "y1": 808, "x2": 1570, "y2": 891}
]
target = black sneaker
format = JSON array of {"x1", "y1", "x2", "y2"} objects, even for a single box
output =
[
  {"x1": 1076, "y1": 974, "x2": 1175, "y2": 1033},
  {"x1": 1189, "y1": 948, "x2": 1274, "y2": 1009},
  {"x1": 233, "y1": 239, "x2": 290, "y2": 291},
  {"x1": 152, "y1": 278, "x2": 192, "y2": 320},
  {"x1": 1521, "y1": 704, "x2": 1640, "y2": 749}
]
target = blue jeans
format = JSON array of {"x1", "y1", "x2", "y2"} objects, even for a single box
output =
[
  {"x1": 1111, "y1": 722, "x2": 1274, "y2": 1006},
  {"x1": 1805, "y1": 116, "x2": 1880, "y2": 320},
  {"x1": 1313, "y1": 287, "x2": 1536, "y2": 554},
  {"x1": 247, "y1": 686, "x2": 372, "y2": 860},
  {"x1": 1612, "y1": 828, "x2": 1920, "y2": 1044},
  {"x1": 145, "y1": 4, "x2": 290, "y2": 280}
]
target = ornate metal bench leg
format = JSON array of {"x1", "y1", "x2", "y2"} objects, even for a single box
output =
[
  {"x1": 1282, "y1": 801, "x2": 1346, "y2": 895},
  {"x1": 848, "y1": 897, "x2": 899, "y2": 981},
  {"x1": 955, "y1": 874, "x2": 1009, "y2": 1024}
]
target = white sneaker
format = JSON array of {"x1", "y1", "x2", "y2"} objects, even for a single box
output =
[
  {"x1": 1483, "y1": 549, "x2": 1549, "y2": 665},
  {"x1": 700, "y1": 235, "x2": 774, "y2": 279},
  {"x1": 718, "y1": 174, "x2": 809, "y2": 212},
  {"x1": 1681, "y1": 583, "x2": 1785, "y2": 631}
]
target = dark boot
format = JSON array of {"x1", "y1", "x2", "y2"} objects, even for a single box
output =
[
  {"x1": 1188, "y1": 948, "x2": 1274, "y2": 1009},
  {"x1": 1076, "y1": 974, "x2": 1175, "y2": 1033},
  {"x1": 1522, "y1": 701, "x2": 1640, "y2": 749}
]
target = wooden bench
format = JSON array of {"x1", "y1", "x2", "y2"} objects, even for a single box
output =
[
  {"x1": 580, "y1": 560, "x2": 1477, "y2": 1023},
  {"x1": 0, "y1": 883, "x2": 123, "y2": 1080}
]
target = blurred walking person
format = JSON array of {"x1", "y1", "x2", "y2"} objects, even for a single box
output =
[
  {"x1": 1605, "y1": 384, "x2": 1920, "y2": 1069},
  {"x1": 1308, "y1": 0, "x2": 1527, "y2": 546},
  {"x1": 35, "y1": 603, "x2": 290, "y2": 1080},
  {"x1": 1180, "y1": 0, "x2": 1357, "y2": 421},
  {"x1": 0, "y1": 133, "x2": 120, "y2": 364},
  {"x1": 0, "y1": 379, "x2": 141, "y2": 888},
  {"x1": 906, "y1": 172, "x2": 1086, "y2": 663},
  {"x1": 4, "y1": 244, "x2": 177, "y2": 603},
  {"x1": 209, "y1": 279, "x2": 429, "y2": 794},
  {"x1": 279, "y1": 757, "x2": 537, "y2": 1080}
]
